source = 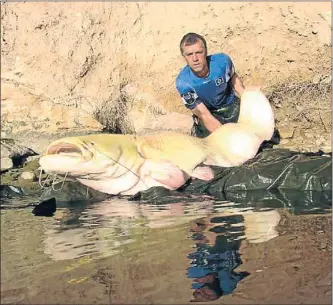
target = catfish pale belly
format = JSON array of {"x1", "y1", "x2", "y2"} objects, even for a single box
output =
[
  {"x1": 39, "y1": 132, "x2": 214, "y2": 195},
  {"x1": 39, "y1": 89, "x2": 274, "y2": 195}
]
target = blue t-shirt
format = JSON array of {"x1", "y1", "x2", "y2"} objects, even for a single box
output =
[{"x1": 176, "y1": 53, "x2": 235, "y2": 111}]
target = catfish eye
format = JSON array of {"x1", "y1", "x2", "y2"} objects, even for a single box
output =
[{"x1": 90, "y1": 142, "x2": 95, "y2": 146}]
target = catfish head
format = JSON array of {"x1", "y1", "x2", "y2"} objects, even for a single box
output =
[
  {"x1": 39, "y1": 134, "x2": 146, "y2": 194},
  {"x1": 39, "y1": 134, "x2": 143, "y2": 179}
]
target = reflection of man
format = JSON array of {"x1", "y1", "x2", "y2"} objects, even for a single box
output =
[
  {"x1": 187, "y1": 216, "x2": 249, "y2": 302},
  {"x1": 176, "y1": 32, "x2": 246, "y2": 138}
]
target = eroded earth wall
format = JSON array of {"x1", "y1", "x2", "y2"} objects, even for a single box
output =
[{"x1": 1, "y1": 2, "x2": 331, "y2": 152}]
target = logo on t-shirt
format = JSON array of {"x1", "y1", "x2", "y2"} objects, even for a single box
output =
[
  {"x1": 215, "y1": 77, "x2": 224, "y2": 86},
  {"x1": 181, "y1": 91, "x2": 198, "y2": 106}
]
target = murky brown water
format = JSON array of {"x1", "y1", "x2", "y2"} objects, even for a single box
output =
[{"x1": 1, "y1": 196, "x2": 331, "y2": 304}]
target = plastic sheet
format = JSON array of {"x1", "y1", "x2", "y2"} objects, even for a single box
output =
[{"x1": 131, "y1": 148, "x2": 332, "y2": 209}]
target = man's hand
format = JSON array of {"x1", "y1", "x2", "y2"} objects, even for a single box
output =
[{"x1": 192, "y1": 103, "x2": 222, "y2": 133}]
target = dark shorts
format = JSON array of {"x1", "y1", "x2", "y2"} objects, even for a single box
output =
[{"x1": 191, "y1": 97, "x2": 241, "y2": 138}]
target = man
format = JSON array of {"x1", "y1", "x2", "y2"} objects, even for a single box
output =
[{"x1": 176, "y1": 32, "x2": 246, "y2": 138}]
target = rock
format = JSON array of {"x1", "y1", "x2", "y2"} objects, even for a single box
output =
[
  {"x1": 0, "y1": 184, "x2": 26, "y2": 198},
  {"x1": 300, "y1": 146, "x2": 311, "y2": 153},
  {"x1": 279, "y1": 127, "x2": 295, "y2": 139},
  {"x1": 26, "y1": 155, "x2": 40, "y2": 163},
  {"x1": 32, "y1": 197, "x2": 56, "y2": 217},
  {"x1": 312, "y1": 74, "x2": 322, "y2": 84},
  {"x1": 293, "y1": 136, "x2": 304, "y2": 145},
  {"x1": 320, "y1": 75, "x2": 332, "y2": 84},
  {"x1": 315, "y1": 139, "x2": 323, "y2": 146},
  {"x1": 40, "y1": 180, "x2": 109, "y2": 203},
  {"x1": 312, "y1": 28, "x2": 318, "y2": 35},
  {"x1": 1, "y1": 145, "x2": 11, "y2": 159},
  {"x1": 320, "y1": 145, "x2": 332, "y2": 154},
  {"x1": 284, "y1": 145, "x2": 298, "y2": 152},
  {"x1": 54, "y1": 208, "x2": 70, "y2": 221},
  {"x1": 317, "y1": 24, "x2": 331, "y2": 46},
  {"x1": 304, "y1": 132, "x2": 314, "y2": 139},
  {"x1": 20, "y1": 171, "x2": 37, "y2": 181},
  {"x1": 1, "y1": 138, "x2": 37, "y2": 167},
  {"x1": 294, "y1": 128, "x2": 306, "y2": 138},
  {"x1": 280, "y1": 139, "x2": 290, "y2": 145},
  {"x1": 1, "y1": 157, "x2": 13, "y2": 171},
  {"x1": 312, "y1": 74, "x2": 331, "y2": 85},
  {"x1": 320, "y1": 241, "x2": 327, "y2": 249}
]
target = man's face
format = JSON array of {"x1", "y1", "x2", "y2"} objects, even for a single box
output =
[{"x1": 182, "y1": 41, "x2": 208, "y2": 77}]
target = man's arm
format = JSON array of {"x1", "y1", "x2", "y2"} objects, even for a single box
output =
[
  {"x1": 192, "y1": 103, "x2": 222, "y2": 133},
  {"x1": 231, "y1": 73, "x2": 245, "y2": 97}
]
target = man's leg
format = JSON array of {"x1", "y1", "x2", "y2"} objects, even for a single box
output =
[
  {"x1": 191, "y1": 97, "x2": 241, "y2": 138},
  {"x1": 212, "y1": 97, "x2": 241, "y2": 125}
]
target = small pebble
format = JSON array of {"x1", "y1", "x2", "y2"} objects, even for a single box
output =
[
  {"x1": 20, "y1": 171, "x2": 37, "y2": 181},
  {"x1": 320, "y1": 241, "x2": 327, "y2": 249}
]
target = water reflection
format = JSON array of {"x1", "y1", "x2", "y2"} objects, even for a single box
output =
[
  {"x1": 43, "y1": 199, "x2": 281, "y2": 261},
  {"x1": 2, "y1": 187, "x2": 331, "y2": 303},
  {"x1": 134, "y1": 187, "x2": 332, "y2": 215},
  {"x1": 43, "y1": 199, "x2": 214, "y2": 261},
  {"x1": 222, "y1": 190, "x2": 332, "y2": 215},
  {"x1": 188, "y1": 214, "x2": 247, "y2": 302},
  {"x1": 187, "y1": 209, "x2": 281, "y2": 301},
  {"x1": 42, "y1": 198, "x2": 283, "y2": 302}
]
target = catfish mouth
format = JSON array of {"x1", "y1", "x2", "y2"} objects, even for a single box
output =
[{"x1": 47, "y1": 142, "x2": 82, "y2": 156}]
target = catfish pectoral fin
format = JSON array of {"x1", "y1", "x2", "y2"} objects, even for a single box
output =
[
  {"x1": 191, "y1": 166, "x2": 214, "y2": 181},
  {"x1": 141, "y1": 159, "x2": 189, "y2": 190}
]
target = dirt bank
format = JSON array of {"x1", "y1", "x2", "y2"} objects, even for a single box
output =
[{"x1": 1, "y1": 2, "x2": 331, "y2": 152}]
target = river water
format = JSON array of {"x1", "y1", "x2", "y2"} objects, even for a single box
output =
[{"x1": 1, "y1": 191, "x2": 332, "y2": 304}]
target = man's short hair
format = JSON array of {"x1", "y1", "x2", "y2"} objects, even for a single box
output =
[{"x1": 180, "y1": 32, "x2": 207, "y2": 55}]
